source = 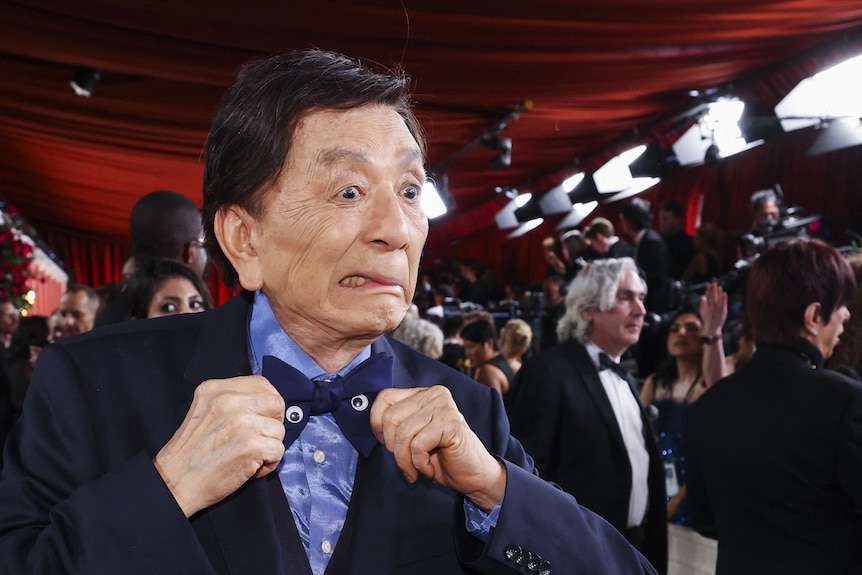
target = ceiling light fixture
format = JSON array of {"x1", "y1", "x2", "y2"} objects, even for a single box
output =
[
  {"x1": 421, "y1": 173, "x2": 455, "y2": 219},
  {"x1": 481, "y1": 135, "x2": 512, "y2": 169},
  {"x1": 69, "y1": 67, "x2": 102, "y2": 98}
]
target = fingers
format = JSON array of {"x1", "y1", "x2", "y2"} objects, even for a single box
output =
[
  {"x1": 155, "y1": 375, "x2": 286, "y2": 517},
  {"x1": 371, "y1": 386, "x2": 466, "y2": 481},
  {"x1": 371, "y1": 387, "x2": 434, "y2": 481}
]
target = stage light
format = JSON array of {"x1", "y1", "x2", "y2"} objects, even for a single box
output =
[
  {"x1": 481, "y1": 135, "x2": 512, "y2": 169},
  {"x1": 555, "y1": 201, "x2": 598, "y2": 230},
  {"x1": 421, "y1": 173, "x2": 455, "y2": 219},
  {"x1": 775, "y1": 53, "x2": 862, "y2": 132},
  {"x1": 506, "y1": 218, "x2": 543, "y2": 239},
  {"x1": 70, "y1": 67, "x2": 102, "y2": 97},
  {"x1": 514, "y1": 196, "x2": 543, "y2": 223},
  {"x1": 672, "y1": 98, "x2": 762, "y2": 166},
  {"x1": 539, "y1": 173, "x2": 600, "y2": 216},
  {"x1": 495, "y1": 193, "x2": 532, "y2": 230},
  {"x1": 807, "y1": 116, "x2": 862, "y2": 156}
]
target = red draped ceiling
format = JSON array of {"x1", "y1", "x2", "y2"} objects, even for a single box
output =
[{"x1": 2, "y1": 2, "x2": 862, "y2": 301}]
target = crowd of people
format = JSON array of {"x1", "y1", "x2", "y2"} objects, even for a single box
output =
[{"x1": 0, "y1": 48, "x2": 860, "y2": 575}]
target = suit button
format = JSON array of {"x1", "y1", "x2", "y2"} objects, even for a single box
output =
[
  {"x1": 526, "y1": 553, "x2": 542, "y2": 571},
  {"x1": 538, "y1": 560, "x2": 552, "y2": 575},
  {"x1": 504, "y1": 544, "x2": 523, "y2": 563},
  {"x1": 516, "y1": 550, "x2": 533, "y2": 566}
]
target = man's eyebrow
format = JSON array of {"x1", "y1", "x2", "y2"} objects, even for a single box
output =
[
  {"x1": 317, "y1": 147, "x2": 425, "y2": 169},
  {"x1": 318, "y1": 147, "x2": 368, "y2": 165}
]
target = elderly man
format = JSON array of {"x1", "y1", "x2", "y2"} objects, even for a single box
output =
[
  {"x1": 508, "y1": 258, "x2": 668, "y2": 574},
  {"x1": 0, "y1": 51, "x2": 655, "y2": 575}
]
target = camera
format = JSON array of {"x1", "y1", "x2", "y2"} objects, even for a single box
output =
[{"x1": 739, "y1": 206, "x2": 820, "y2": 259}]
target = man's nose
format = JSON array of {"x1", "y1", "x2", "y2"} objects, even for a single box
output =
[{"x1": 368, "y1": 190, "x2": 410, "y2": 250}]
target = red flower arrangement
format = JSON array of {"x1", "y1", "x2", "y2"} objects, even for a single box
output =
[{"x1": 0, "y1": 203, "x2": 35, "y2": 310}]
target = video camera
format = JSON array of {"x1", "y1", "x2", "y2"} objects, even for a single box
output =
[{"x1": 739, "y1": 206, "x2": 821, "y2": 259}]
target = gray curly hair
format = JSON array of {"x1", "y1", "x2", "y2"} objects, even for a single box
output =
[{"x1": 556, "y1": 257, "x2": 645, "y2": 344}]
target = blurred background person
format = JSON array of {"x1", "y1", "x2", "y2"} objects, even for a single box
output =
[
  {"x1": 438, "y1": 313, "x2": 469, "y2": 375},
  {"x1": 58, "y1": 284, "x2": 99, "y2": 337},
  {"x1": 584, "y1": 217, "x2": 634, "y2": 259},
  {"x1": 499, "y1": 318, "x2": 533, "y2": 378},
  {"x1": 390, "y1": 316, "x2": 444, "y2": 360},
  {"x1": 457, "y1": 257, "x2": 490, "y2": 307},
  {"x1": 686, "y1": 239, "x2": 862, "y2": 575},
  {"x1": 657, "y1": 201, "x2": 695, "y2": 281},
  {"x1": 682, "y1": 223, "x2": 728, "y2": 286},
  {"x1": 5, "y1": 315, "x2": 49, "y2": 425},
  {"x1": 499, "y1": 318, "x2": 533, "y2": 407},
  {"x1": 639, "y1": 283, "x2": 727, "y2": 525},
  {"x1": 0, "y1": 297, "x2": 20, "y2": 359},
  {"x1": 538, "y1": 274, "x2": 567, "y2": 351},
  {"x1": 96, "y1": 190, "x2": 208, "y2": 326},
  {"x1": 125, "y1": 259, "x2": 212, "y2": 320},
  {"x1": 46, "y1": 309, "x2": 65, "y2": 344},
  {"x1": 461, "y1": 319, "x2": 514, "y2": 397}
]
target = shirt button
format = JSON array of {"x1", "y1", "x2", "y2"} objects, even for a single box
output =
[
  {"x1": 321, "y1": 540, "x2": 332, "y2": 554},
  {"x1": 313, "y1": 450, "x2": 326, "y2": 464}
]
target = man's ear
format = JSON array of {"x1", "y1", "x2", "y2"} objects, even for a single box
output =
[{"x1": 214, "y1": 205, "x2": 264, "y2": 291}]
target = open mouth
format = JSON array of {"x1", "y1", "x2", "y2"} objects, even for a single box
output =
[{"x1": 339, "y1": 275, "x2": 369, "y2": 287}]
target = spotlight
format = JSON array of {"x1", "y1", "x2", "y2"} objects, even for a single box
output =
[
  {"x1": 481, "y1": 135, "x2": 512, "y2": 169},
  {"x1": 70, "y1": 67, "x2": 102, "y2": 98},
  {"x1": 421, "y1": 172, "x2": 455, "y2": 219}
]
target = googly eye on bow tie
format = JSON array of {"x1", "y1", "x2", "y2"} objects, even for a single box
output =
[
  {"x1": 285, "y1": 405, "x2": 304, "y2": 424},
  {"x1": 350, "y1": 394, "x2": 369, "y2": 411}
]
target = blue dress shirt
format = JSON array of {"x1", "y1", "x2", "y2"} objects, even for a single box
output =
[{"x1": 247, "y1": 292, "x2": 497, "y2": 574}]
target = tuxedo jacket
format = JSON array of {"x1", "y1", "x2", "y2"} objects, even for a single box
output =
[
  {"x1": 508, "y1": 339, "x2": 668, "y2": 575},
  {"x1": 686, "y1": 342, "x2": 862, "y2": 575},
  {"x1": 0, "y1": 293, "x2": 656, "y2": 575}
]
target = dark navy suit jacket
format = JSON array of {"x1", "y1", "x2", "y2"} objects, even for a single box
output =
[{"x1": 0, "y1": 293, "x2": 656, "y2": 575}]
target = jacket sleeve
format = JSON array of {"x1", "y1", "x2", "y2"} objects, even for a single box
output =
[
  {"x1": 453, "y1": 378, "x2": 658, "y2": 575},
  {"x1": 0, "y1": 344, "x2": 214, "y2": 575}
]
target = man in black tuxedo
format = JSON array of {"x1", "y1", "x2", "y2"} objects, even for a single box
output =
[
  {"x1": 508, "y1": 258, "x2": 668, "y2": 574},
  {"x1": 0, "y1": 50, "x2": 656, "y2": 575}
]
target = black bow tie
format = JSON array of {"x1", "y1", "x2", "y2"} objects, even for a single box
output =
[
  {"x1": 598, "y1": 352, "x2": 631, "y2": 381},
  {"x1": 262, "y1": 353, "x2": 394, "y2": 457}
]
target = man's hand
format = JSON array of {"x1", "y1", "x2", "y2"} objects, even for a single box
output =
[
  {"x1": 370, "y1": 386, "x2": 506, "y2": 511},
  {"x1": 153, "y1": 376, "x2": 286, "y2": 517}
]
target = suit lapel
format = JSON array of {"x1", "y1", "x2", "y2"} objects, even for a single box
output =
[
  {"x1": 179, "y1": 293, "x2": 300, "y2": 575},
  {"x1": 566, "y1": 341, "x2": 627, "y2": 451}
]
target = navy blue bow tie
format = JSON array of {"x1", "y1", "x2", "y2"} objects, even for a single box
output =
[
  {"x1": 262, "y1": 353, "x2": 394, "y2": 457},
  {"x1": 599, "y1": 352, "x2": 631, "y2": 381}
]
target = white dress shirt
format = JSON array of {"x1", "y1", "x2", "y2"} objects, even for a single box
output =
[{"x1": 586, "y1": 341, "x2": 650, "y2": 528}]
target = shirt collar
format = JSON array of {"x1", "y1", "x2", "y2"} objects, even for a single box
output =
[
  {"x1": 247, "y1": 290, "x2": 371, "y2": 379},
  {"x1": 585, "y1": 340, "x2": 621, "y2": 370}
]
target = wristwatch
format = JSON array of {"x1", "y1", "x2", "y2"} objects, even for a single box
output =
[{"x1": 700, "y1": 334, "x2": 721, "y2": 345}]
